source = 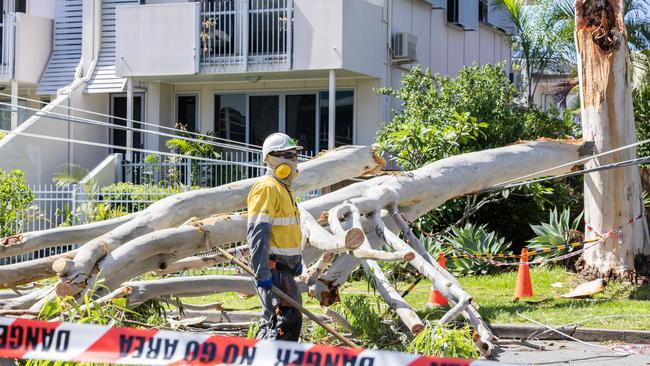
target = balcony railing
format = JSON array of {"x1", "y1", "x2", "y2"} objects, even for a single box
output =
[{"x1": 199, "y1": 0, "x2": 292, "y2": 73}]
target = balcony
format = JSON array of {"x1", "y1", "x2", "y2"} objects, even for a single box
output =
[
  {"x1": 116, "y1": 0, "x2": 385, "y2": 79},
  {"x1": 0, "y1": 11, "x2": 52, "y2": 84},
  {"x1": 199, "y1": 0, "x2": 292, "y2": 73}
]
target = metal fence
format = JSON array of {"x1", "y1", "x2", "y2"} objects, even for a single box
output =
[
  {"x1": 3, "y1": 159, "x2": 320, "y2": 267},
  {"x1": 124, "y1": 149, "x2": 266, "y2": 188},
  {"x1": 2, "y1": 184, "x2": 181, "y2": 266},
  {"x1": 199, "y1": 0, "x2": 292, "y2": 72}
]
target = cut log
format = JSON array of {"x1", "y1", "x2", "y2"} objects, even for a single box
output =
[
  {"x1": 55, "y1": 146, "x2": 382, "y2": 295},
  {"x1": 116, "y1": 275, "x2": 309, "y2": 308},
  {"x1": 0, "y1": 213, "x2": 137, "y2": 258},
  {"x1": 575, "y1": 0, "x2": 650, "y2": 280},
  {"x1": 0, "y1": 249, "x2": 78, "y2": 288}
]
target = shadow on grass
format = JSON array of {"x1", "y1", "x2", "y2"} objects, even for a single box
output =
[
  {"x1": 416, "y1": 296, "x2": 633, "y2": 324},
  {"x1": 630, "y1": 283, "x2": 650, "y2": 300}
]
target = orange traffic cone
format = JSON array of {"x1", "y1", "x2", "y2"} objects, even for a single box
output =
[
  {"x1": 513, "y1": 248, "x2": 533, "y2": 299},
  {"x1": 426, "y1": 252, "x2": 449, "y2": 307}
]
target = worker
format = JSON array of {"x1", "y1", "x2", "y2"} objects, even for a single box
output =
[{"x1": 247, "y1": 133, "x2": 304, "y2": 341}]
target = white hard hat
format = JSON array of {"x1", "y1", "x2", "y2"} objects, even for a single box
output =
[{"x1": 262, "y1": 133, "x2": 303, "y2": 161}]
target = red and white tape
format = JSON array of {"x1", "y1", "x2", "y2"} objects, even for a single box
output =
[{"x1": 0, "y1": 317, "x2": 512, "y2": 365}]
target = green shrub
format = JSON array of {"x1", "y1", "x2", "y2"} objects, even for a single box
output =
[
  {"x1": 527, "y1": 207, "x2": 583, "y2": 259},
  {"x1": 443, "y1": 223, "x2": 511, "y2": 276},
  {"x1": 376, "y1": 64, "x2": 582, "y2": 250},
  {"x1": 635, "y1": 82, "x2": 650, "y2": 159},
  {"x1": 407, "y1": 324, "x2": 478, "y2": 359},
  {"x1": 0, "y1": 169, "x2": 34, "y2": 237},
  {"x1": 331, "y1": 294, "x2": 403, "y2": 349},
  {"x1": 100, "y1": 183, "x2": 185, "y2": 213}
]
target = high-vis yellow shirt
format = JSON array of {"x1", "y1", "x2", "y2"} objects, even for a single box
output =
[{"x1": 247, "y1": 175, "x2": 302, "y2": 258}]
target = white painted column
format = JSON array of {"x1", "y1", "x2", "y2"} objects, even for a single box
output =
[
  {"x1": 126, "y1": 77, "x2": 134, "y2": 161},
  {"x1": 328, "y1": 69, "x2": 336, "y2": 150},
  {"x1": 10, "y1": 79, "x2": 18, "y2": 129}
]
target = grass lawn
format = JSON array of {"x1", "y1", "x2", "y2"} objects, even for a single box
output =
[{"x1": 180, "y1": 266, "x2": 650, "y2": 330}]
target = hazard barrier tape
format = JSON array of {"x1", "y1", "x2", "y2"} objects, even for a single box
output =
[
  {"x1": 0, "y1": 317, "x2": 511, "y2": 366},
  {"x1": 445, "y1": 240, "x2": 596, "y2": 261},
  {"x1": 411, "y1": 212, "x2": 645, "y2": 267}
]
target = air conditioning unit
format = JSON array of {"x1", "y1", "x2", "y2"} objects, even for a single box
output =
[{"x1": 392, "y1": 32, "x2": 417, "y2": 62}]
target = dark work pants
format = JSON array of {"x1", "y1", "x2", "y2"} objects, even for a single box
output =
[{"x1": 255, "y1": 268, "x2": 303, "y2": 342}]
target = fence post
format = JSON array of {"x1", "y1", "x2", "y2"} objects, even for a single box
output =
[
  {"x1": 116, "y1": 153, "x2": 124, "y2": 183},
  {"x1": 71, "y1": 184, "x2": 83, "y2": 225},
  {"x1": 185, "y1": 159, "x2": 192, "y2": 191}
]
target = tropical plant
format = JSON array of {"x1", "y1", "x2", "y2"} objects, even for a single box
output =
[
  {"x1": 0, "y1": 169, "x2": 34, "y2": 237},
  {"x1": 52, "y1": 163, "x2": 89, "y2": 187},
  {"x1": 493, "y1": 0, "x2": 575, "y2": 105},
  {"x1": 527, "y1": 207, "x2": 583, "y2": 259},
  {"x1": 406, "y1": 323, "x2": 479, "y2": 359},
  {"x1": 165, "y1": 130, "x2": 221, "y2": 159},
  {"x1": 443, "y1": 223, "x2": 511, "y2": 276},
  {"x1": 166, "y1": 129, "x2": 222, "y2": 187},
  {"x1": 331, "y1": 294, "x2": 402, "y2": 349},
  {"x1": 635, "y1": 82, "x2": 650, "y2": 159}
]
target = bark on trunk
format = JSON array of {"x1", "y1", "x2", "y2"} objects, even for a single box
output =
[{"x1": 575, "y1": 0, "x2": 650, "y2": 281}]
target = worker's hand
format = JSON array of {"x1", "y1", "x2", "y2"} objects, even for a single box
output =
[{"x1": 256, "y1": 277, "x2": 273, "y2": 290}]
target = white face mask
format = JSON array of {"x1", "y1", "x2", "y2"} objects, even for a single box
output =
[{"x1": 266, "y1": 155, "x2": 299, "y2": 186}]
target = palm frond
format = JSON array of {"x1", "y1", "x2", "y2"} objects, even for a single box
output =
[{"x1": 52, "y1": 163, "x2": 89, "y2": 186}]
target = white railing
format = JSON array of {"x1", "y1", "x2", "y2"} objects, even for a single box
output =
[
  {"x1": 123, "y1": 150, "x2": 266, "y2": 188},
  {"x1": 199, "y1": 0, "x2": 292, "y2": 72}
]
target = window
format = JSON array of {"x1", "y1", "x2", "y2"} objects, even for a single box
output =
[
  {"x1": 215, "y1": 94, "x2": 246, "y2": 142},
  {"x1": 249, "y1": 95, "x2": 279, "y2": 146},
  {"x1": 447, "y1": 0, "x2": 459, "y2": 23},
  {"x1": 479, "y1": 0, "x2": 488, "y2": 23},
  {"x1": 285, "y1": 94, "x2": 316, "y2": 155},
  {"x1": 319, "y1": 91, "x2": 354, "y2": 149},
  {"x1": 213, "y1": 90, "x2": 354, "y2": 151},
  {"x1": 110, "y1": 95, "x2": 144, "y2": 157},
  {"x1": 177, "y1": 95, "x2": 198, "y2": 132},
  {"x1": 447, "y1": 0, "x2": 479, "y2": 30},
  {"x1": 15, "y1": 0, "x2": 26, "y2": 13}
]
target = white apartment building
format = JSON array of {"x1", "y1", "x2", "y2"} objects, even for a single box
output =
[{"x1": 0, "y1": 0, "x2": 512, "y2": 185}]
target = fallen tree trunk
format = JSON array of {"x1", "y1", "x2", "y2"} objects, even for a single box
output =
[
  {"x1": 0, "y1": 140, "x2": 589, "y2": 356},
  {"x1": 54, "y1": 146, "x2": 382, "y2": 295},
  {"x1": 0, "y1": 213, "x2": 137, "y2": 258},
  {"x1": 0, "y1": 249, "x2": 78, "y2": 288}
]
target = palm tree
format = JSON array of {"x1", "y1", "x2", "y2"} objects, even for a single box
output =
[
  {"x1": 52, "y1": 163, "x2": 89, "y2": 187},
  {"x1": 493, "y1": 0, "x2": 574, "y2": 105}
]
